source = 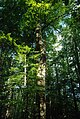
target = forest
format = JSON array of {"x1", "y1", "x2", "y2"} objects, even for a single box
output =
[{"x1": 0, "y1": 0, "x2": 80, "y2": 119}]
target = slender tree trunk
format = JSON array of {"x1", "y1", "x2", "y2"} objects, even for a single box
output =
[
  {"x1": 46, "y1": 78, "x2": 51, "y2": 119},
  {"x1": 66, "y1": 48, "x2": 79, "y2": 118},
  {"x1": 73, "y1": 39, "x2": 80, "y2": 91},
  {"x1": 23, "y1": 54, "x2": 28, "y2": 119},
  {"x1": 24, "y1": 54, "x2": 27, "y2": 86},
  {"x1": 55, "y1": 63, "x2": 61, "y2": 96},
  {"x1": 70, "y1": 78, "x2": 78, "y2": 111},
  {"x1": 36, "y1": 24, "x2": 46, "y2": 119}
]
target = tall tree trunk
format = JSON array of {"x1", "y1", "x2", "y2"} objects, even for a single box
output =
[
  {"x1": 36, "y1": 24, "x2": 46, "y2": 119},
  {"x1": 66, "y1": 48, "x2": 79, "y2": 119},
  {"x1": 73, "y1": 39, "x2": 80, "y2": 91},
  {"x1": 23, "y1": 54, "x2": 28, "y2": 119}
]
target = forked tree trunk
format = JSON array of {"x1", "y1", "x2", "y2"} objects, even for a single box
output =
[{"x1": 36, "y1": 24, "x2": 46, "y2": 119}]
